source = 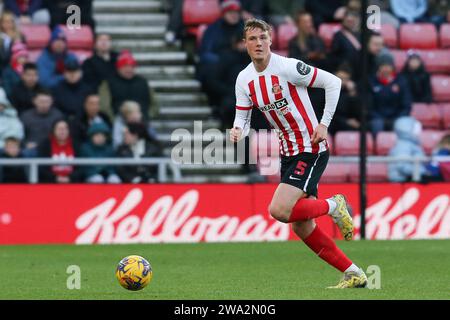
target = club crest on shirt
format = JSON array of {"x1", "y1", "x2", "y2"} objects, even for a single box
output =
[{"x1": 272, "y1": 84, "x2": 283, "y2": 95}]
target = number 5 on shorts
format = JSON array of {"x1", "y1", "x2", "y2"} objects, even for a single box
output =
[{"x1": 294, "y1": 161, "x2": 307, "y2": 176}]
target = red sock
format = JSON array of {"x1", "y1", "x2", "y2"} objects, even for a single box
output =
[
  {"x1": 302, "y1": 225, "x2": 352, "y2": 272},
  {"x1": 288, "y1": 198, "x2": 329, "y2": 222}
]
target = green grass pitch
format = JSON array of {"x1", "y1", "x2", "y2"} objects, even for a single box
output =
[{"x1": 1, "y1": 240, "x2": 449, "y2": 300}]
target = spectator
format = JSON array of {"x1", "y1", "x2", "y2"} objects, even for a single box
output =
[
  {"x1": 9, "y1": 62, "x2": 44, "y2": 115},
  {"x1": 0, "y1": 88, "x2": 24, "y2": 149},
  {"x1": 3, "y1": 0, "x2": 50, "y2": 25},
  {"x1": 20, "y1": 89, "x2": 63, "y2": 151},
  {"x1": 52, "y1": 56, "x2": 92, "y2": 119},
  {"x1": 265, "y1": 0, "x2": 304, "y2": 27},
  {"x1": 112, "y1": 100, "x2": 157, "y2": 149},
  {"x1": 305, "y1": 0, "x2": 346, "y2": 28},
  {"x1": 427, "y1": 0, "x2": 450, "y2": 27},
  {"x1": 45, "y1": 0, "x2": 95, "y2": 32},
  {"x1": 0, "y1": 10, "x2": 23, "y2": 69},
  {"x1": 328, "y1": 64, "x2": 362, "y2": 134},
  {"x1": 116, "y1": 122, "x2": 163, "y2": 183},
  {"x1": 288, "y1": 10, "x2": 329, "y2": 70},
  {"x1": 73, "y1": 94, "x2": 112, "y2": 143},
  {"x1": 36, "y1": 26, "x2": 77, "y2": 89},
  {"x1": 0, "y1": 136, "x2": 27, "y2": 183},
  {"x1": 400, "y1": 52, "x2": 432, "y2": 103},
  {"x1": 369, "y1": 60, "x2": 412, "y2": 135},
  {"x1": 388, "y1": 116, "x2": 426, "y2": 182},
  {"x1": 38, "y1": 119, "x2": 80, "y2": 183},
  {"x1": 1, "y1": 41, "x2": 29, "y2": 97},
  {"x1": 80, "y1": 122, "x2": 121, "y2": 183},
  {"x1": 106, "y1": 50, "x2": 151, "y2": 119},
  {"x1": 82, "y1": 33, "x2": 118, "y2": 91},
  {"x1": 390, "y1": 0, "x2": 428, "y2": 24},
  {"x1": 425, "y1": 134, "x2": 450, "y2": 182},
  {"x1": 367, "y1": 32, "x2": 393, "y2": 77},
  {"x1": 198, "y1": 0, "x2": 244, "y2": 106},
  {"x1": 330, "y1": 10, "x2": 361, "y2": 75}
]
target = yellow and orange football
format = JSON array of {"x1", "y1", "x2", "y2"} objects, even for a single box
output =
[{"x1": 115, "y1": 255, "x2": 153, "y2": 291}]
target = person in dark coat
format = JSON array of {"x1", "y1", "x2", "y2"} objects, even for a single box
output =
[
  {"x1": 305, "y1": 0, "x2": 346, "y2": 28},
  {"x1": 400, "y1": 52, "x2": 432, "y2": 103},
  {"x1": 106, "y1": 50, "x2": 151, "y2": 119},
  {"x1": 0, "y1": 136, "x2": 28, "y2": 183},
  {"x1": 51, "y1": 56, "x2": 92, "y2": 119},
  {"x1": 116, "y1": 122, "x2": 162, "y2": 183},
  {"x1": 38, "y1": 119, "x2": 81, "y2": 183},
  {"x1": 82, "y1": 33, "x2": 118, "y2": 91},
  {"x1": 369, "y1": 60, "x2": 412, "y2": 135},
  {"x1": 9, "y1": 62, "x2": 45, "y2": 115}
]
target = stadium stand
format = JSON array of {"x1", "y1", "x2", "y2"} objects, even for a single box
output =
[
  {"x1": 399, "y1": 23, "x2": 438, "y2": 49},
  {"x1": 183, "y1": 0, "x2": 221, "y2": 36},
  {"x1": 20, "y1": 24, "x2": 51, "y2": 49},
  {"x1": 411, "y1": 103, "x2": 442, "y2": 129},
  {"x1": 375, "y1": 131, "x2": 397, "y2": 156},
  {"x1": 440, "y1": 23, "x2": 450, "y2": 48},
  {"x1": 334, "y1": 132, "x2": 374, "y2": 156},
  {"x1": 318, "y1": 23, "x2": 341, "y2": 49},
  {"x1": 379, "y1": 24, "x2": 397, "y2": 48},
  {"x1": 431, "y1": 75, "x2": 450, "y2": 102}
]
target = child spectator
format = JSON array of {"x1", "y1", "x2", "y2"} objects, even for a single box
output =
[
  {"x1": 105, "y1": 50, "x2": 151, "y2": 119},
  {"x1": 0, "y1": 136, "x2": 27, "y2": 183},
  {"x1": 52, "y1": 56, "x2": 92, "y2": 119},
  {"x1": 0, "y1": 88, "x2": 24, "y2": 149},
  {"x1": 3, "y1": 0, "x2": 50, "y2": 25},
  {"x1": 20, "y1": 89, "x2": 63, "y2": 152},
  {"x1": 2, "y1": 41, "x2": 29, "y2": 97},
  {"x1": 82, "y1": 33, "x2": 118, "y2": 91},
  {"x1": 116, "y1": 122, "x2": 162, "y2": 183},
  {"x1": 38, "y1": 119, "x2": 80, "y2": 183},
  {"x1": 388, "y1": 116, "x2": 426, "y2": 182},
  {"x1": 9, "y1": 62, "x2": 44, "y2": 115},
  {"x1": 369, "y1": 60, "x2": 412, "y2": 135},
  {"x1": 37, "y1": 26, "x2": 77, "y2": 88},
  {"x1": 400, "y1": 52, "x2": 432, "y2": 103},
  {"x1": 80, "y1": 122, "x2": 121, "y2": 183},
  {"x1": 425, "y1": 134, "x2": 450, "y2": 182}
]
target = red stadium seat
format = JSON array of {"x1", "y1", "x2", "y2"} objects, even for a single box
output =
[
  {"x1": 321, "y1": 163, "x2": 350, "y2": 183},
  {"x1": 183, "y1": 0, "x2": 221, "y2": 26},
  {"x1": 415, "y1": 49, "x2": 450, "y2": 74},
  {"x1": 334, "y1": 132, "x2": 374, "y2": 156},
  {"x1": 420, "y1": 130, "x2": 448, "y2": 155},
  {"x1": 440, "y1": 23, "x2": 450, "y2": 48},
  {"x1": 318, "y1": 23, "x2": 341, "y2": 49},
  {"x1": 196, "y1": 24, "x2": 208, "y2": 47},
  {"x1": 390, "y1": 49, "x2": 408, "y2": 72},
  {"x1": 20, "y1": 24, "x2": 50, "y2": 49},
  {"x1": 379, "y1": 24, "x2": 398, "y2": 48},
  {"x1": 59, "y1": 25, "x2": 94, "y2": 50},
  {"x1": 276, "y1": 23, "x2": 297, "y2": 50},
  {"x1": 411, "y1": 103, "x2": 441, "y2": 129},
  {"x1": 376, "y1": 131, "x2": 397, "y2": 155},
  {"x1": 431, "y1": 75, "x2": 450, "y2": 102},
  {"x1": 399, "y1": 23, "x2": 438, "y2": 49},
  {"x1": 440, "y1": 104, "x2": 450, "y2": 129},
  {"x1": 28, "y1": 49, "x2": 42, "y2": 63},
  {"x1": 349, "y1": 163, "x2": 388, "y2": 183}
]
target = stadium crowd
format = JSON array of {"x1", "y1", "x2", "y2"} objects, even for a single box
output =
[{"x1": 0, "y1": 0, "x2": 449, "y2": 184}]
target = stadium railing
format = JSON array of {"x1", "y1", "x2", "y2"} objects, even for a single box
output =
[{"x1": 0, "y1": 158, "x2": 182, "y2": 183}]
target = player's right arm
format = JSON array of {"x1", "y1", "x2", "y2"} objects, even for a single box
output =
[{"x1": 230, "y1": 76, "x2": 253, "y2": 142}]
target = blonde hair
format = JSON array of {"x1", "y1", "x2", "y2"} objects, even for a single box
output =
[
  {"x1": 119, "y1": 100, "x2": 141, "y2": 118},
  {"x1": 243, "y1": 18, "x2": 272, "y2": 39},
  {"x1": 0, "y1": 11, "x2": 21, "y2": 40}
]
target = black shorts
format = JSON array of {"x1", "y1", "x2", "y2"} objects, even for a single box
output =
[{"x1": 280, "y1": 150, "x2": 330, "y2": 197}]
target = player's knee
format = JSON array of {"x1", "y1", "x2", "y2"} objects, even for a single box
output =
[{"x1": 268, "y1": 204, "x2": 290, "y2": 223}]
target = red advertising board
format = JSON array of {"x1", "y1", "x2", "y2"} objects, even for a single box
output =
[{"x1": 0, "y1": 183, "x2": 448, "y2": 244}]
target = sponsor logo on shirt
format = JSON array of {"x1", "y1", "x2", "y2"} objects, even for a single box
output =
[{"x1": 258, "y1": 97, "x2": 289, "y2": 112}]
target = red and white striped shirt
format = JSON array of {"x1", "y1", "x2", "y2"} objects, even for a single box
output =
[{"x1": 233, "y1": 53, "x2": 341, "y2": 156}]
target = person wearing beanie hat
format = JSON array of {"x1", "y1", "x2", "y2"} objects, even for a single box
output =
[
  {"x1": 1, "y1": 41, "x2": 29, "y2": 96},
  {"x1": 105, "y1": 50, "x2": 151, "y2": 118},
  {"x1": 198, "y1": 0, "x2": 244, "y2": 107},
  {"x1": 36, "y1": 25, "x2": 77, "y2": 88},
  {"x1": 369, "y1": 58, "x2": 412, "y2": 135},
  {"x1": 51, "y1": 55, "x2": 92, "y2": 119},
  {"x1": 400, "y1": 51, "x2": 432, "y2": 103}
]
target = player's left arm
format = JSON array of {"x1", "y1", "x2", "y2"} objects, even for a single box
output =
[{"x1": 283, "y1": 58, "x2": 342, "y2": 144}]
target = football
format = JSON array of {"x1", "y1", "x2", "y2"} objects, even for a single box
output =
[{"x1": 115, "y1": 255, "x2": 153, "y2": 291}]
